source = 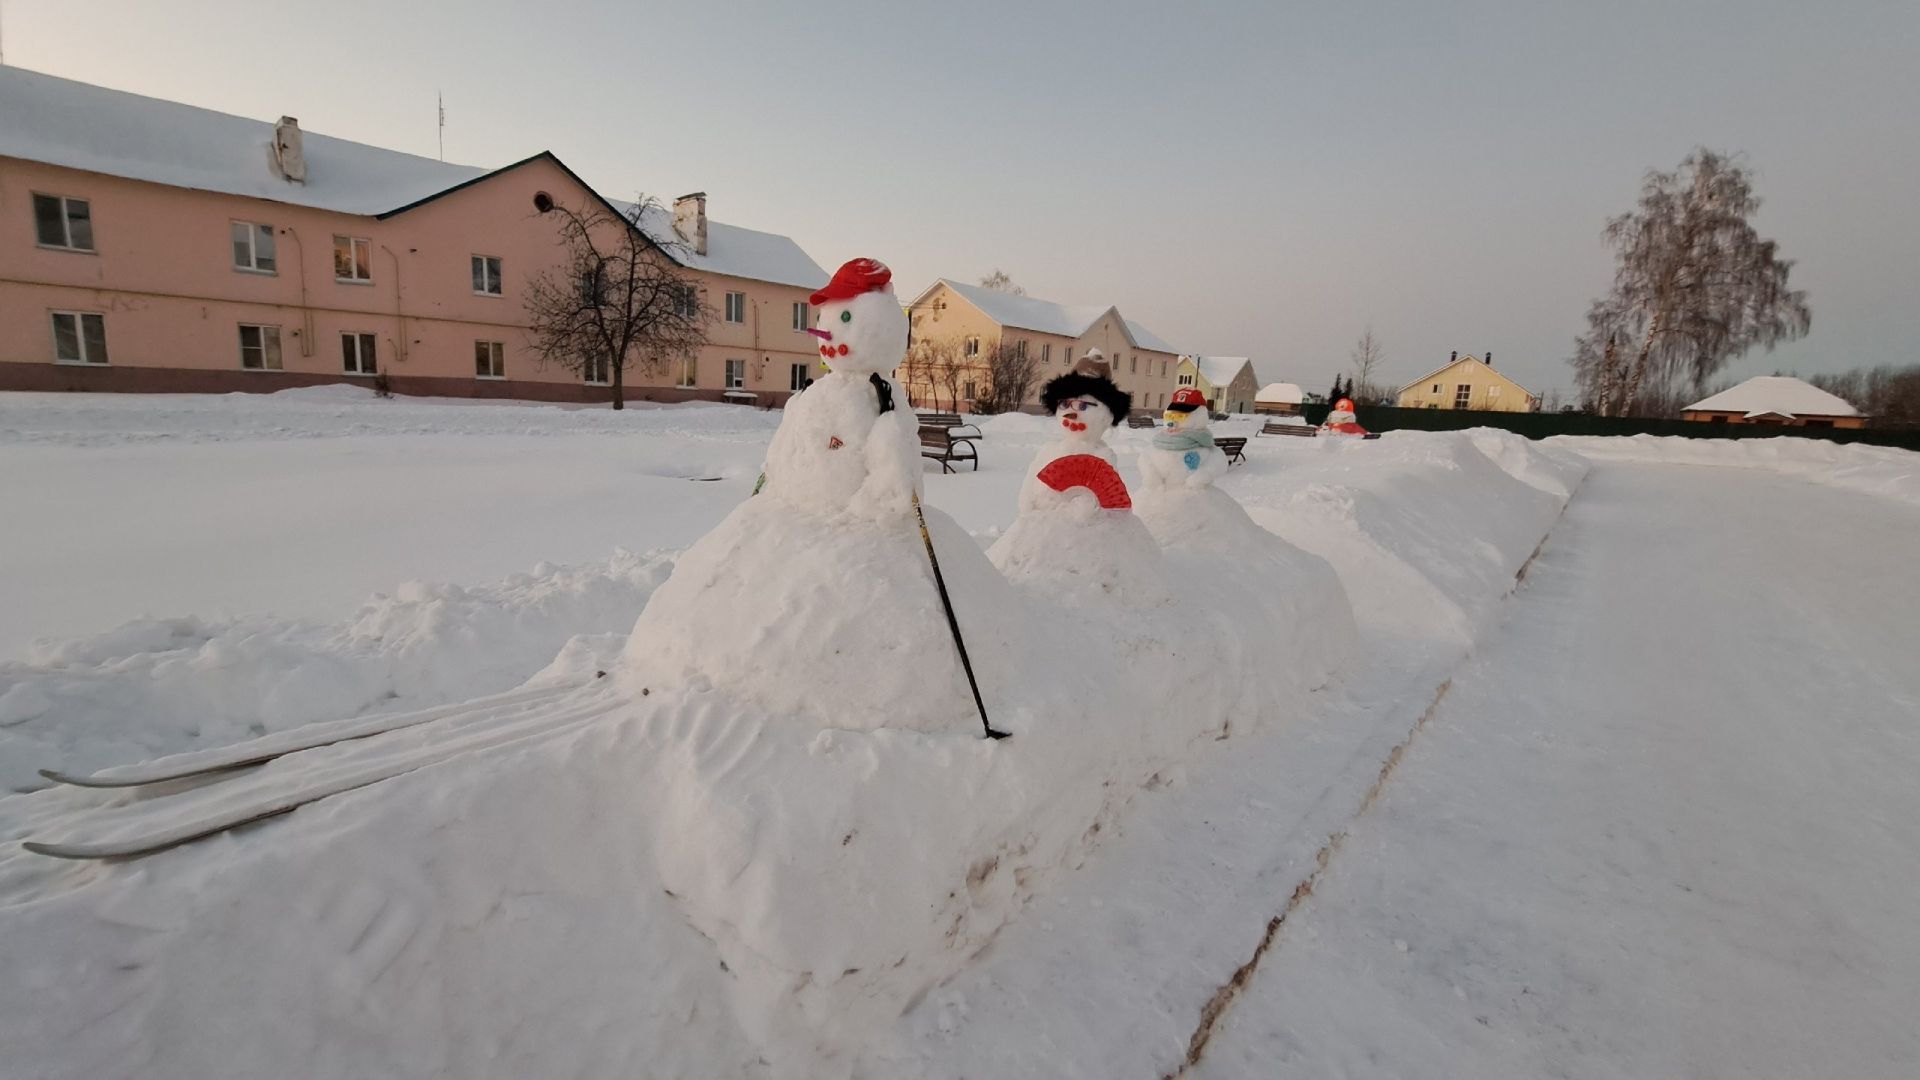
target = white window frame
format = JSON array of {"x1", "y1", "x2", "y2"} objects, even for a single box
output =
[
  {"x1": 672, "y1": 286, "x2": 698, "y2": 319},
  {"x1": 964, "y1": 336, "x2": 980, "y2": 358},
  {"x1": 50, "y1": 311, "x2": 109, "y2": 365},
  {"x1": 232, "y1": 221, "x2": 277, "y2": 274},
  {"x1": 725, "y1": 358, "x2": 747, "y2": 389},
  {"x1": 476, "y1": 340, "x2": 506, "y2": 379},
  {"x1": 333, "y1": 235, "x2": 373, "y2": 283},
  {"x1": 1178, "y1": 372, "x2": 1195, "y2": 387},
  {"x1": 472, "y1": 255, "x2": 502, "y2": 296},
  {"x1": 341, "y1": 332, "x2": 378, "y2": 375},
  {"x1": 791, "y1": 302, "x2": 810, "y2": 332},
  {"x1": 963, "y1": 380, "x2": 977, "y2": 401},
  {"x1": 790, "y1": 362, "x2": 811, "y2": 391},
  {"x1": 1041, "y1": 343, "x2": 1052, "y2": 365},
  {"x1": 238, "y1": 324, "x2": 283, "y2": 370},
  {"x1": 676, "y1": 357, "x2": 698, "y2": 389},
  {"x1": 1488, "y1": 385, "x2": 1502, "y2": 400},
  {"x1": 1454, "y1": 383, "x2": 1472, "y2": 409},
  {"x1": 34, "y1": 193, "x2": 95, "y2": 252},
  {"x1": 724, "y1": 292, "x2": 747, "y2": 324},
  {"x1": 583, "y1": 356, "x2": 611, "y2": 386}
]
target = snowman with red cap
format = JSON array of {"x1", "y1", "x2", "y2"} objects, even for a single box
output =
[
  {"x1": 1319, "y1": 397, "x2": 1370, "y2": 437},
  {"x1": 760, "y1": 257, "x2": 920, "y2": 517},
  {"x1": 1138, "y1": 387, "x2": 1229, "y2": 491}
]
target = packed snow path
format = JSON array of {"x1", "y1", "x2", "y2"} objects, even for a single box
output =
[{"x1": 1192, "y1": 462, "x2": 1920, "y2": 1079}]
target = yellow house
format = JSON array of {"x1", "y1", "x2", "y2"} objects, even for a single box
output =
[
  {"x1": 1176, "y1": 356, "x2": 1259, "y2": 414},
  {"x1": 902, "y1": 279, "x2": 1180, "y2": 413},
  {"x1": 1395, "y1": 352, "x2": 1537, "y2": 412}
]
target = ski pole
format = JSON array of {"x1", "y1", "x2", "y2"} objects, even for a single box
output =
[{"x1": 911, "y1": 492, "x2": 1008, "y2": 740}]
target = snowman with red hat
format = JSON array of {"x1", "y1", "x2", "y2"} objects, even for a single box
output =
[
  {"x1": 1319, "y1": 397, "x2": 1369, "y2": 437},
  {"x1": 1138, "y1": 387, "x2": 1229, "y2": 491},
  {"x1": 760, "y1": 257, "x2": 920, "y2": 517},
  {"x1": 1015, "y1": 350, "x2": 1135, "y2": 513}
]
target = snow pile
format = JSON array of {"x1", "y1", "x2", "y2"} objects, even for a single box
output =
[
  {"x1": 1551, "y1": 433, "x2": 1919, "y2": 507},
  {"x1": 0, "y1": 551, "x2": 676, "y2": 792}
]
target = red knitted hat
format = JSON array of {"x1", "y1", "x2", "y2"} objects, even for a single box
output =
[{"x1": 810, "y1": 258, "x2": 893, "y2": 306}]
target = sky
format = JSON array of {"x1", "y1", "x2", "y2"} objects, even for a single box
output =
[{"x1": 5, "y1": 0, "x2": 1917, "y2": 398}]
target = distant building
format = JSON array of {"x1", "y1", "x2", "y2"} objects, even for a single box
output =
[
  {"x1": 903, "y1": 279, "x2": 1179, "y2": 412},
  {"x1": 1177, "y1": 356, "x2": 1258, "y2": 414},
  {"x1": 1682, "y1": 376, "x2": 1865, "y2": 428},
  {"x1": 1254, "y1": 381, "x2": 1306, "y2": 415},
  {"x1": 1396, "y1": 352, "x2": 1537, "y2": 412},
  {"x1": 1, "y1": 66, "x2": 828, "y2": 403}
]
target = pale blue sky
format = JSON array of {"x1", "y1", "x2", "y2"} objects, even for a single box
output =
[{"x1": 8, "y1": 0, "x2": 1917, "y2": 397}]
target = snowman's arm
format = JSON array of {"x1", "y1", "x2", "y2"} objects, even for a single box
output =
[{"x1": 853, "y1": 409, "x2": 922, "y2": 513}]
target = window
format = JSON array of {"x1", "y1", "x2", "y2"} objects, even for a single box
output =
[
  {"x1": 232, "y1": 222, "x2": 276, "y2": 272},
  {"x1": 790, "y1": 362, "x2": 812, "y2": 391},
  {"x1": 1454, "y1": 383, "x2": 1471, "y2": 409},
  {"x1": 1178, "y1": 371, "x2": 1195, "y2": 387},
  {"x1": 792, "y1": 302, "x2": 810, "y2": 331},
  {"x1": 34, "y1": 194, "x2": 94, "y2": 251},
  {"x1": 341, "y1": 332, "x2": 377, "y2": 375},
  {"x1": 725, "y1": 358, "x2": 746, "y2": 389},
  {"x1": 1427, "y1": 403, "x2": 1439, "y2": 409},
  {"x1": 1432, "y1": 383, "x2": 1441, "y2": 392},
  {"x1": 1041, "y1": 343, "x2": 1052, "y2": 365},
  {"x1": 238, "y1": 324, "x2": 282, "y2": 370},
  {"x1": 1160, "y1": 360, "x2": 1167, "y2": 377},
  {"x1": 1488, "y1": 385, "x2": 1502, "y2": 401},
  {"x1": 677, "y1": 357, "x2": 697, "y2": 388},
  {"x1": 333, "y1": 236, "x2": 372, "y2": 282},
  {"x1": 1063, "y1": 347, "x2": 1074, "y2": 366},
  {"x1": 964, "y1": 380, "x2": 977, "y2": 401},
  {"x1": 471, "y1": 255, "x2": 502, "y2": 295},
  {"x1": 583, "y1": 356, "x2": 610, "y2": 385},
  {"x1": 724, "y1": 292, "x2": 746, "y2": 323},
  {"x1": 50, "y1": 312, "x2": 108, "y2": 364},
  {"x1": 1129, "y1": 355, "x2": 1137, "y2": 374},
  {"x1": 964, "y1": 336, "x2": 981, "y2": 358},
  {"x1": 580, "y1": 267, "x2": 604, "y2": 304},
  {"x1": 1016, "y1": 340, "x2": 1028, "y2": 360},
  {"x1": 475, "y1": 340, "x2": 505, "y2": 379},
  {"x1": 673, "y1": 286, "x2": 698, "y2": 319}
]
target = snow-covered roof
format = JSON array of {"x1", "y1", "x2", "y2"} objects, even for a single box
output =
[
  {"x1": 1684, "y1": 376, "x2": 1859, "y2": 419},
  {"x1": 927, "y1": 280, "x2": 1180, "y2": 354},
  {"x1": 0, "y1": 65, "x2": 825, "y2": 290},
  {"x1": 1192, "y1": 356, "x2": 1253, "y2": 388},
  {"x1": 1256, "y1": 381, "x2": 1306, "y2": 404}
]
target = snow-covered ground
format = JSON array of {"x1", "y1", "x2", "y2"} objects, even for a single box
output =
[{"x1": 0, "y1": 389, "x2": 1914, "y2": 1078}]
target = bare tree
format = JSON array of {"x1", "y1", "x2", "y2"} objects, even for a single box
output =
[
  {"x1": 524, "y1": 194, "x2": 710, "y2": 410},
  {"x1": 975, "y1": 341, "x2": 1041, "y2": 414},
  {"x1": 1811, "y1": 364, "x2": 1920, "y2": 425},
  {"x1": 1572, "y1": 149, "x2": 1810, "y2": 416},
  {"x1": 979, "y1": 269, "x2": 1026, "y2": 296},
  {"x1": 1349, "y1": 327, "x2": 1386, "y2": 401},
  {"x1": 902, "y1": 338, "x2": 958, "y2": 410}
]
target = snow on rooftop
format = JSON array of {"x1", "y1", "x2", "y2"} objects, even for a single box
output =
[
  {"x1": 936, "y1": 280, "x2": 1179, "y2": 354},
  {"x1": 1, "y1": 65, "x2": 824, "y2": 289},
  {"x1": 1685, "y1": 375, "x2": 1860, "y2": 418},
  {"x1": 1257, "y1": 381, "x2": 1306, "y2": 404},
  {"x1": 1124, "y1": 320, "x2": 1180, "y2": 355},
  {"x1": 1194, "y1": 356, "x2": 1253, "y2": 387}
]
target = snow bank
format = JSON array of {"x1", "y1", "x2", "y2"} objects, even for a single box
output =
[
  {"x1": 1550, "y1": 433, "x2": 1920, "y2": 507},
  {"x1": 0, "y1": 427, "x2": 1585, "y2": 1080},
  {"x1": 0, "y1": 551, "x2": 676, "y2": 792}
]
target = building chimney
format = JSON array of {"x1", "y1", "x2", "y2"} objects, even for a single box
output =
[
  {"x1": 269, "y1": 117, "x2": 306, "y2": 184},
  {"x1": 1485, "y1": 351, "x2": 1492, "y2": 367},
  {"x1": 673, "y1": 192, "x2": 708, "y2": 256},
  {"x1": 1450, "y1": 350, "x2": 1457, "y2": 364}
]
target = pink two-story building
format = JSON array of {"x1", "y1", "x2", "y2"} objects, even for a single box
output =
[{"x1": 0, "y1": 66, "x2": 830, "y2": 404}]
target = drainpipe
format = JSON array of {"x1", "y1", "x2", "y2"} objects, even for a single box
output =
[
  {"x1": 281, "y1": 226, "x2": 315, "y2": 356},
  {"x1": 381, "y1": 244, "x2": 408, "y2": 366}
]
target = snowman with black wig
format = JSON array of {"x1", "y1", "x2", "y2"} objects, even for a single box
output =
[{"x1": 1016, "y1": 349, "x2": 1135, "y2": 512}]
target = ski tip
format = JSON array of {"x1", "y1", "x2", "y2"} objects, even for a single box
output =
[
  {"x1": 21, "y1": 840, "x2": 105, "y2": 860},
  {"x1": 37, "y1": 767, "x2": 144, "y2": 789}
]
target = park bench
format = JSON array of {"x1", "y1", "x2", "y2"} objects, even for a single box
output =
[
  {"x1": 1258, "y1": 419, "x2": 1317, "y2": 437},
  {"x1": 920, "y1": 425, "x2": 981, "y2": 473},
  {"x1": 1216, "y1": 436, "x2": 1248, "y2": 465},
  {"x1": 1126, "y1": 414, "x2": 1157, "y2": 429},
  {"x1": 918, "y1": 412, "x2": 982, "y2": 437}
]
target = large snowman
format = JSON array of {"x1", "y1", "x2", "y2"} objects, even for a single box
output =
[
  {"x1": 759, "y1": 258, "x2": 921, "y2": 518},
  {"x1": 620, "y1": 257, "x2": 1017, "y2": 734},
  {"x1": 1138, "y1": 387, "x2": 1229, "y2": 491}
]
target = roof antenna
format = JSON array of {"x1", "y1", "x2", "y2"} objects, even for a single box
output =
[{"x1": 436, "y1": 90, "x2": 445, "y2": 161}]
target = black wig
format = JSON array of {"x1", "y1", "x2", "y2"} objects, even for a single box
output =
[{"x1": 1040, "y1": 372, "x2": 1134, "y2": 427}]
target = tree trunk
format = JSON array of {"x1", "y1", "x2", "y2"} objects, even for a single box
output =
[
  {"x1": 1618, "y1": 311, "x2": 1663, "y2": 417},
  {"x1": 611, "y1": 355, "x2": 624, "y2": 410},
  {"x1": 1596, "y1": 334, "x2": 1618, "y2": 416}
]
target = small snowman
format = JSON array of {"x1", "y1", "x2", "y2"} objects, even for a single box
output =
[
  {"x1": 1138, "y1": 387, "x2": 1228, "y2": 491},
  {"x1": 760, "y1": 258, "x2": 919, "y2": 518},
  {"x1": 1319, "y1": 396, "x2": 1369, "y2": 437},
  {"x1": 1017, "y1": 351, "x2": 1134, "y2": 512}
]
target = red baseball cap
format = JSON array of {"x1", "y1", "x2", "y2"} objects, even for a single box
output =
[
  {"x1": 810, "y1": 258, "x2": 893, "y2": 307},
  {"x1": 1168, "y1": 387, "x2": 1208, "y2": 412}
]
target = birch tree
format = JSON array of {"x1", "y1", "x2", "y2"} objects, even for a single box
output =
[{"x1": 1349, "y1": 327, "x2": 1386, "y2": 401}]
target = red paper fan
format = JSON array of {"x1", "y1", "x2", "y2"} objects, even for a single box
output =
[{"x1": 1036, "y1": 453, "x2": 1132, "y2": 510}]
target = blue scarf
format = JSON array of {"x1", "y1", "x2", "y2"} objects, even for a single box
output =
[{"x1": 1152, "y1": 428, "x2": 1215, "y2": 452}]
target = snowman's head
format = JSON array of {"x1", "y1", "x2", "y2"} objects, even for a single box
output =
[
  {"x1": 1040, "y1": 369, "x2": 1132, "y2": 445},
  {"x1": 1326, "y1": 397, "x2": 1356, "y2": 424},
  {"x1": 1164, "y1": 387, "x2": 1212, "y2": 433},
  {"x1": 806, "y1": 258, "x2": 905, "y2": 376}
]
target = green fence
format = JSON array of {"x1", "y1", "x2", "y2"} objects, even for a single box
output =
[{"x1": 1293, "y1": 404, "x2": 1920, "y2": 452}]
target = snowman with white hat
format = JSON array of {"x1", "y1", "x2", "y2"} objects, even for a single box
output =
[{"x1": 1138, "y1": 386, "x2": 1229, "y2": 491}]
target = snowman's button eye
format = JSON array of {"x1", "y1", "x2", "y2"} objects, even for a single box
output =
[{"x1": 840, "y1": 311, "x2": 852, "y2": 323}]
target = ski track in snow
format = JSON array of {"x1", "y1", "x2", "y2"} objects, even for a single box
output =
[{"x1": 2, "y1": 389, "x2": 1916, "y2": 1077}]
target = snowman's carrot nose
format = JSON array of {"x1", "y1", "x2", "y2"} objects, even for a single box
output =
[{"x1": 806, "y1": 328, "x2": 833, "y2": 342}]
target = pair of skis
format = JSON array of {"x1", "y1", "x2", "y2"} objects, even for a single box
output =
[{"x1": 23, "y1": 679, "x2": 603, "y2": 861}]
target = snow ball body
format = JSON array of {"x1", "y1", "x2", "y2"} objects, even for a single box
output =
[{"x1": 1138, "y1": 400, "x2": 1229, "y2": 492}]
